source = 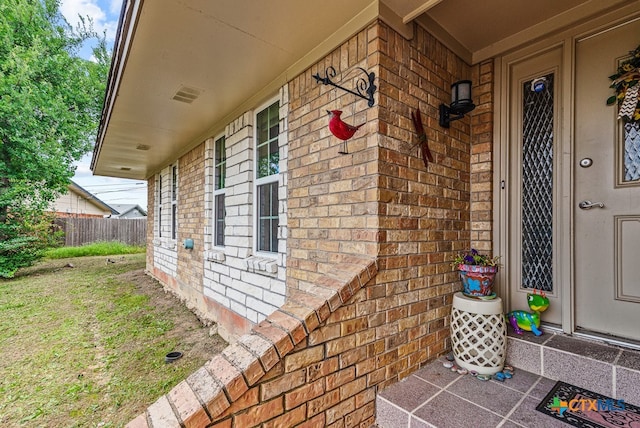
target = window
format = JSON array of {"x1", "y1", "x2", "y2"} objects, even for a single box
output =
[
  {"x1": 521, "y1": 73, "x2": 554, "y2": 291},
  {"x1": 158, "y1": 175, "x2": 163, "y2": 238},
  {"x1": 171, "y1": 165, "x2": 177, "y2": 240},
  {"x1": 214, "y1": 136, "x2": 226, "y2": 246},
  {"x1": 255, "y1": 101, "x2": 279, "y2": 253}
]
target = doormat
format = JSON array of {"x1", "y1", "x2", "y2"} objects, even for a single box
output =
[{"x1": 536, "y1": 381, "x2": 640, "y2": 428}]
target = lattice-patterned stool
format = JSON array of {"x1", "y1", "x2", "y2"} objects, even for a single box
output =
[{"x1": 450, "y1": 292, "x2": 507, "y2": 375}]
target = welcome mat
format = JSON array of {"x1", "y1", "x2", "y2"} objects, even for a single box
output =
[{"x1": 536, "y1": 381, "x2": 640, "y2": 428}]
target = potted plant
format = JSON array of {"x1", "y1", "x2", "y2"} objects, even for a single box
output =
[{"x1": 452, "y1": 249, "x2": 501, "y2": 298}]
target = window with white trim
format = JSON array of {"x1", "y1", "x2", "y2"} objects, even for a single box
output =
[
  {"x1": 158, "y1": 174, "x2": 163, "y2": 238},
  {"x1": 214, "y1": 136, "x2": 226, "y2": 246},
  {"x1": 255, "y1": 101, "x2": 279, "y2": 253},
  {"x1": 171, "y1": 164, "x2": 178, "y2": 240}
]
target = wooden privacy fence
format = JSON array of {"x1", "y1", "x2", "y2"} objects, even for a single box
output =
[{"x1": 55, "y1": 217, "x2": 147, "y2": 247}]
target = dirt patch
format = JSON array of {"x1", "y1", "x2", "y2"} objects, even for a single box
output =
[{"x1": 119, "y1": 268, "x2": 227, "y2": 359}]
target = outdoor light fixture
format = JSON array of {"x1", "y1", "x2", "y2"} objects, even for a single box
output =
[{"x1": 439, "y1": 80, "x2": 476, "y2": 128}]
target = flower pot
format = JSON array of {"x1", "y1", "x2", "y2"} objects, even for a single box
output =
[{"x1": 458, "y1": 264, "x2": 498, "y2": 297}]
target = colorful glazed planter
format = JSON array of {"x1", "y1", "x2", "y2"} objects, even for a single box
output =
[{"x1": 457, "y1": 264, "x2": 498, "y2": 297}]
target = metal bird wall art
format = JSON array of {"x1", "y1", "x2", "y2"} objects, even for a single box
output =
[
  {"x1": 327, "y1": 110, "x2": 364, "y2": 154},
  {"x1": 411, "y1": 108, "x2": 433, "y2": 168}
]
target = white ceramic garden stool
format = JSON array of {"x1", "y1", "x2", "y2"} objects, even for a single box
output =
[{"x1": 450, "y1": 292, "x2": 507, "y2": 375}]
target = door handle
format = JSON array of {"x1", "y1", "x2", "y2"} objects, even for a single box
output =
[{"x1": 578, "y1": 200, "x2": 605, "y2": 210}]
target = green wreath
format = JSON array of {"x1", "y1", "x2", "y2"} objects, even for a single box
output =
[{"x1": 606, "y1": 44, "x2": 640, "y2": 123}]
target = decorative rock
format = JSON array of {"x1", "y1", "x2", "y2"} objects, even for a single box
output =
[
  {"x1": 503, "y1": 371, "x2": 513, "y2": 379},
  {"x1": 477, "y1": 374, "x2": 491, "y2": 381},
  {"x1": 443, "y1": 361, "x2": 454, "y2": 368},
  {"x1": 493, "y1": 372, "x2": 506, "y2": 382},
  {"x1": 446, "y1": 353, "x2": 455, "y2": 361},
  {"x1": 504, "y1": 364, "x2": 514, "y2": 372},
  {"x1": 450, "y1": 365, "x2": 459, "y2": 372},
  {"x1": 469, "y1": 370, "x2": 478, "y2": 377},
  {"x1": 457, "y1": 368, "x2": 468, "y2": 375}
]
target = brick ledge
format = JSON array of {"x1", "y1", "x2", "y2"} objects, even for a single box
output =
[{"x1": 127, "y1": 255, "x2": 378, "y2": 427}]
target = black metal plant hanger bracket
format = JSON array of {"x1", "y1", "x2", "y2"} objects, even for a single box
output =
[{"x1": 312, "y1": 66, "x2": 376, "y2": 107}]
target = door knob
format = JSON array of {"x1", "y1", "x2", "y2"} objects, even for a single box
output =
[{"x1": 578, "y1": 200, "x2": 605, "y2": 210}]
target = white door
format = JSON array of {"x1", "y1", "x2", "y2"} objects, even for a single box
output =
[
  {"x1": 574, "y1": 20, "x2": 640, "y2": 341},
  {"x1": 507, "y1": 47, "x2": 563, "y2": 325}
]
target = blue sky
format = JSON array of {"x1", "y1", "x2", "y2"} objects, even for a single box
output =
[{"x1": 61, "y1": 0, "x2": 149, "y2": 209}]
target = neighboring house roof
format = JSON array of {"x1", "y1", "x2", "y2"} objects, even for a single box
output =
[
  {"x1": 69, "y1": 181, "x2": 118, "y2": 214},
  {"x1": 51, "y1": 181, "x2": 117, "y2": 216},
  {"x1": 110, "y1": 204, "x2": 147, "y2": 218}
]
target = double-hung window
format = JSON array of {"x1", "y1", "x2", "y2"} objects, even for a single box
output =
[
  {"x1": 255, "y1": 101, "x2": 280, "y2": 253},
  {"x1": 171, "y1": 165, "x2": 178, "y2": 240},
  {"x1": 214, "y1": 136, "x2": 226, "y2": 246},
  {"x1": 158, "y1": 175, "x2": 163, "y2": 238}
]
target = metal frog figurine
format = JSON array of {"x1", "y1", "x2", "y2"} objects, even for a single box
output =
[{"x1": 507, "y1": 290, "x2": 550, "y2": 336}]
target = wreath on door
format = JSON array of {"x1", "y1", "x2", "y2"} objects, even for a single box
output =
[{"x1": 606, "y1": 43, "x2": 640, "y2": 123}]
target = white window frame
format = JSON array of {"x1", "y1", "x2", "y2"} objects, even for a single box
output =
[
  {"x1": 213, "y1": 135, "x2": 226, "y2": 247},
  {"x1": 254, "y1": 98, "x2": 280, "y2": 256},
  {"x1": 171, "y1": 164, "x2": 178, "y2": 241},
  {"x1": 157, "y1": 173, "x2": 163, "y2": 238}
]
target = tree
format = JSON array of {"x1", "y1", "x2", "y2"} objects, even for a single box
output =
[{"x1": 0, "y1": 0, "x2": 110, "y2": 277}]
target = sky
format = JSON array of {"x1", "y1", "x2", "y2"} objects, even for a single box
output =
[{"x1": 60, "y1": 0, "x2": 149, "y2": 209}]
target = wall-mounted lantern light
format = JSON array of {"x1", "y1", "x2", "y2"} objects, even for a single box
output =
[{"x1": 439, "y1": 80, "x2": 476, "y2": 128}]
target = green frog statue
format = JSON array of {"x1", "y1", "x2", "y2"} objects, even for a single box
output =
[{"x1": 507, "y1": 290, "x2": 550, "y2": 336}]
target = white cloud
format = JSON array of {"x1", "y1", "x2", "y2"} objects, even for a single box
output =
[
  {"x1": 60, "y1": 0, "x2": 119, "y2": 42},
  {"x1": 109, "y1": 0, "x2": 122, "y2": 16}
]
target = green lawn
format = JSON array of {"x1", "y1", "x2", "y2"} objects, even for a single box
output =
[{"x1": 0, "y1": 253, "x2": 226, "y2": 427}]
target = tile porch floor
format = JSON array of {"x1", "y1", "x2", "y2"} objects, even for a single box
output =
[
  {"x1": 376, "y1": 332, "x2": 640, "y2": 428},
  {"x1": 376, "y1": 359, "x2": 561, "y2": 428}
]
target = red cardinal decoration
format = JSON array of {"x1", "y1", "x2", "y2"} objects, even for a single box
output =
[
  {"x1": 411, "y1": 108, "x2": 433, "y2": 168},
  {"x1": 327, "y1": 110, "x2": 364, "y2": 155},
  {"x1": 327, "y1": 110, "x2": 364, "y2": 140}
]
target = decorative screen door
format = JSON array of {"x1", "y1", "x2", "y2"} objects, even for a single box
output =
[{"x1": 507, "y1": 47, "x2": 562, "y2": 325}]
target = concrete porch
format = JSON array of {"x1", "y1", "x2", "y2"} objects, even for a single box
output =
[{"x1": 376, "y1": 331, "x2": 640, "y2": 427}]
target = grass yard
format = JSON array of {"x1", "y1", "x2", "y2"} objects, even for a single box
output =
[{"x1": 0, "y1": 253, "x2": 227, "y2": 427}]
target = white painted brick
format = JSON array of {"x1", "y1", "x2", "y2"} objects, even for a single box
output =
[
  {"x1": 240, "y1": 270, "x2": 272, "y2": 289},
  {"x1": 225, "y1": 235, "x2": 251, "y2": 249},
  {"x1": 270, "y1": 279, "x2": 286, "y2": 295},
  {"x1": 232, "y1": 182, "x2": 252, "y2": 196},
  {"x1": 225, "y1": 215, "x2": 252, "y2": 227},
  {"x1": 226, "y1": 193, "x2": 252, "y2": 206},
  {"x1": 203, "y1": 287, "x2": 230, "y2": 308},
  {"x1": 226, "y1": 163, "x2": 240, "y2": 177},
  {"x1": 263, "y1": 289, "x2": 285, "y2": 308},
  {"x1": 257, "y1": 312, "x2": 267, "y2": 323},
  {"x1": 230, "y1": 278, "x2": 263, "y2": 300},
  {"x1": 229, "y1": 300, "x2": 247, "y2": 318},
  {"x1": 229, "y1": 269, "x2": 241, "y2": 280},
  {"x1": 246, "y1": 308, "x2": 259, "y2": 324},
  {"x1": 226, "y1": 288, "x2": 246, "y2": 304},
  {"x1": 232, "y1": 226, "x2": 251, "y2": 236},
  {"x1": 237, "y1": 247, "x2": 252, "y2": 259},
  {"x1": 209, "y1": 262, "x2": 230, "y2": 276},
  {"x1": 219, "y1": 273, "x2": 234, "y2": 288},
  {"x1": 246, "y1": 296, "x2": 277, "y2": 318}
]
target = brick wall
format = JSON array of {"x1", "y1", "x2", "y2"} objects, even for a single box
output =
[
  {"x1": 176, "y1": 145, "x2": 207, "y2": 308},
  {"x1": 469, "y1": 59, "x2": 495, "y2": 254},
  {"x1": 128, "y1": 19, "x2": 483, "y2": 427}
]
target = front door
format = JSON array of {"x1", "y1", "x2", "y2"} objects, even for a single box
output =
[{"x1": 574, "y1": 20, "x2": 640, "y2": 341}]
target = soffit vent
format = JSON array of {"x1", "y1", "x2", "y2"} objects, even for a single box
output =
[{"x1": 172, "y1": 85, "x2": 201, "y2": 104}]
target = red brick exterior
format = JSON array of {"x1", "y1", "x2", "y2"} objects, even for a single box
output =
[{"x1": 131, "y1": 19, "x2": 495, "y2": 428}]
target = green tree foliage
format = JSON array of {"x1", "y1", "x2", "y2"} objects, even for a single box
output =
[{"x1": 0, "y1": 0, "x2": 110, "y2": 277}]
